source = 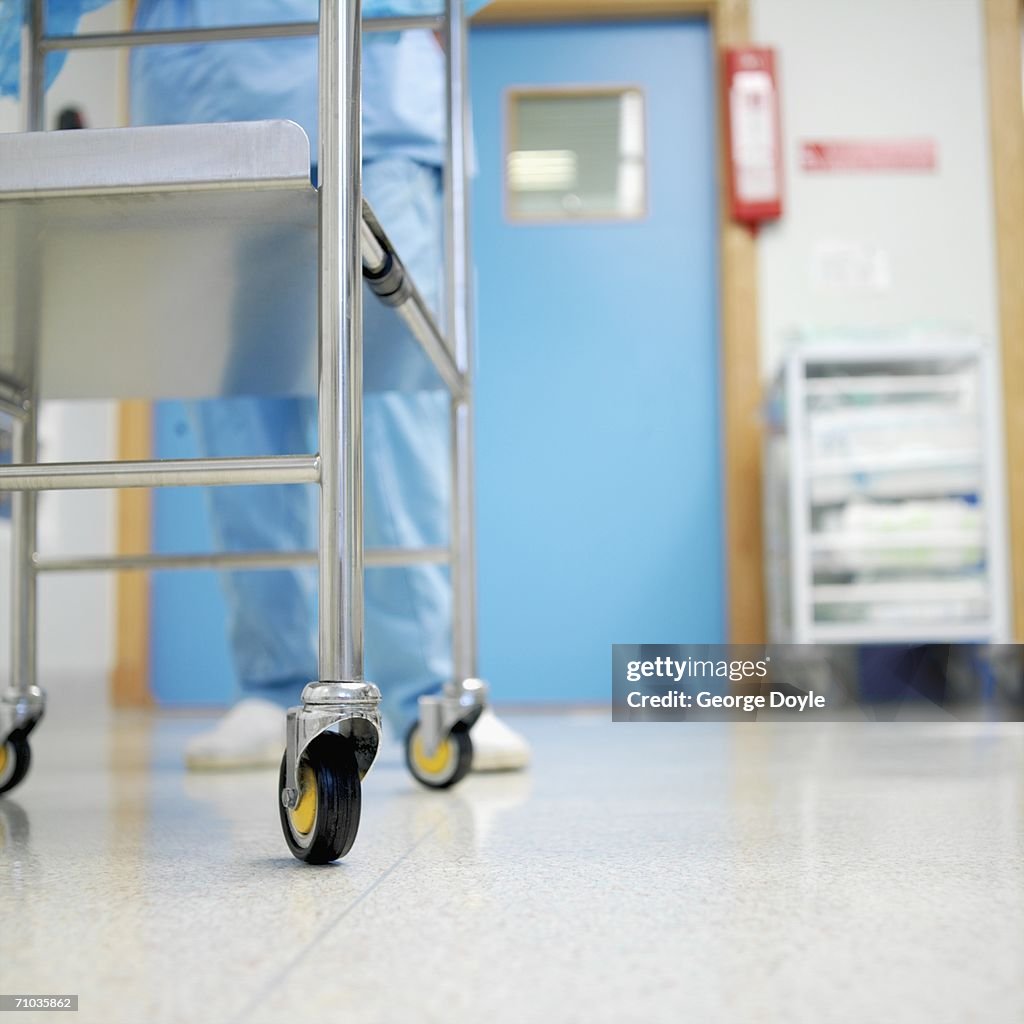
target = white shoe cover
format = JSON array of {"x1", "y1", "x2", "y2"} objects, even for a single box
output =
[
  {"x1": 469, "y1": 708, "x2": 530, "y2": 772},
  {"x1": 184, "y1": 697, "x2": 286, "y2": 771}
]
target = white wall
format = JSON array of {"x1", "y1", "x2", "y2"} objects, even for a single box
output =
[
  {"x1": 0, "y1": 3, "x2": 129, "y2": 695},
  {"x1": 0, "y1": 405, "x2": 118, "y2": 687},
  {"x1": 752, "y1": 0, "x2": 999, "y2": 375}
]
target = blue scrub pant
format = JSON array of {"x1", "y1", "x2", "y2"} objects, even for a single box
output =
[{"x1": 192, "y1": 157, "x2": 451, "y2": 734}]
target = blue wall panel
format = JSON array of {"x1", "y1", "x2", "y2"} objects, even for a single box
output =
[{"x1": 151, "y1": 403, "x2": 235, "y2": 706}]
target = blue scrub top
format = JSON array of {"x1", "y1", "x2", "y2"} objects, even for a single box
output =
[{"x1": 2, "y1": 0, "x2": 487, "y2": 166}]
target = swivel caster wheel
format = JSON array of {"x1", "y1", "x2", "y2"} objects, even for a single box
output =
[
  {"x1": 0, "y1": 732, "x2": 31, "y2": 797},
  {"x1": 405, "y1": 722, "x2": 472, "y2": 789},
  {"x1": 279, "y1": 731, "x2": 361, "y2": 864}
]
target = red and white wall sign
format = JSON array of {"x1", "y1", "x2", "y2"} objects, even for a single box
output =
[{"x1": 800, "y1": 139, "x2": 937, "y2": 173}]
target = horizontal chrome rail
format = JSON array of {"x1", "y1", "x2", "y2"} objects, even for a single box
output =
[
  {"x1": 33, "y1": 547, "x2": 450, "y2": 573},
  {"x1": 38, "y1": 16, "x2": 442, "y2": 52},
  {"x1": 398, "y1": 302, "x2": 463, "y2": 395},
  {"x1": 0, "y1": 396, "x2": 29, "y2": 421},
  {"x1": 0, "y1": 455, "x2": 320, "y2": 491},
  {"x1": 360, "y1": 214, "x2": 465, "y2": 399}
]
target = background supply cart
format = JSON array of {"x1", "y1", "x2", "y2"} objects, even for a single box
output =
[
  {"x1": 764, "y1": 336, "x2": 1011, "y2": 644},
  {"x1": 0, "y1": 0, "x2": 488, "y2": 862}
]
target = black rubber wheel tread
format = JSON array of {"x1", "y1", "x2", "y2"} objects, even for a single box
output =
[
  {"x1": 404, "y1": 721, "x2": 473, "y2": 790},
  {"x1": 278, "y1": 731, "x2": 361, "y2": 864},
  {"x1": 0, "y1": 732, "x2": 31, "y2": 797}
]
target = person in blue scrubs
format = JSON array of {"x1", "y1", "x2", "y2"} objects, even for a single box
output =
[{"x1": 0, "y1": 0, "x2": 528, "y2": 771}]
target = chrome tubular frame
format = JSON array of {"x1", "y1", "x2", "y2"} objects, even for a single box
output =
[
  {"x1": 284, "y1": 0, "x2": 381, "y2": 806},
  {"x1": 3, "y1": 7, "x2": 44, "y2": 739},
  {"x1": 38, "y1": 15, "x2": 442, "y2": 53},
  {"x1": 7, "y1": 0, "x2": 489, "y2": 779},
  {"x1": 414, "y1": 0, "x2": 488, "y2": 759},
  {"x1": 1, "y1": 407, "x2": 44, "y2": 745},
  {"x1": 0, "y1": 455, "x2": 321, "y2": 491},
  {"x1": 32, "y1": 547, "x2": 450, "y2": 574}
]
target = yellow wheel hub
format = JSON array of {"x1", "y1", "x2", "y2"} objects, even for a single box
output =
[
  {"x1": 0, "y1": 743, "x2": 7, "y2": 775},
  {"x1": 412, "y1": 732, "x2": 453, "y2": 775},
  {"x1": 289, "y1": 762, "x2": 318, "y2": 836}
]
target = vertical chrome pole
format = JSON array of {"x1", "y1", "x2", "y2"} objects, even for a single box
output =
[
  {"x1": 444, "y1": 0, "x2": 478, "y2": 682},
  {"x1": 26, "y1": 0, "x2": 45, "y2": 132},
  {"x1": 10, "y1": 2, "x2": 43, "y2": 702},
  {"x1": 10, "y1": 409, "x2": 38, "y2": 700},
  {"x1": 317, "y1": 0, "x2": 364, "y2": 681}
]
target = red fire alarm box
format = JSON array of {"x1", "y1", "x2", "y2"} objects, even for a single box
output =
[{"x1": 723, "y1": 47, "x2": 783, "y2": 224}]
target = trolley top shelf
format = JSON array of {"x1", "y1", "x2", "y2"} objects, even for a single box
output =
[{"x1": 0, "y1": 119, "x2": 453, "y2": 400}]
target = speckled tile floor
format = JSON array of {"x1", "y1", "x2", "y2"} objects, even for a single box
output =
[{"x1": 1, "y1": 694, "x2": 1022, "y2": 1024}]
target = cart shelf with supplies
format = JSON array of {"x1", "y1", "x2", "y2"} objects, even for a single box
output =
[{"x1": 764, "y1": 337, "x2": 1011, "y2": 646}]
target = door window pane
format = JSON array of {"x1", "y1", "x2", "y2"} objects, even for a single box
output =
[{"x1": 506, "y1": 88, "x2": 646, "y2": 221}]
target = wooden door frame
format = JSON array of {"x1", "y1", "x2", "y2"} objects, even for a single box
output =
[
  {"x1": 474, "y1": 0, "x2": 766, "y2": 642},
  {"x1": 983, "y1": 0, "x2": 1024, "y2": 639},
  {"x1": 112, "y1": 401, "x2": 152, "y2": 706},
  {"x1": 112, "y1": 0, "x2": 152, "y2": 706}
]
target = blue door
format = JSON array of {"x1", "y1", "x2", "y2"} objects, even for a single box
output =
[{"x1": 471, "y1": 20, "x2": 724, "y2": 703}]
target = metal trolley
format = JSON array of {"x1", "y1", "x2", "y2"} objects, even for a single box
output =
[{"x1": 0, "y1": 0, "x2": 487, "y2": 863}]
